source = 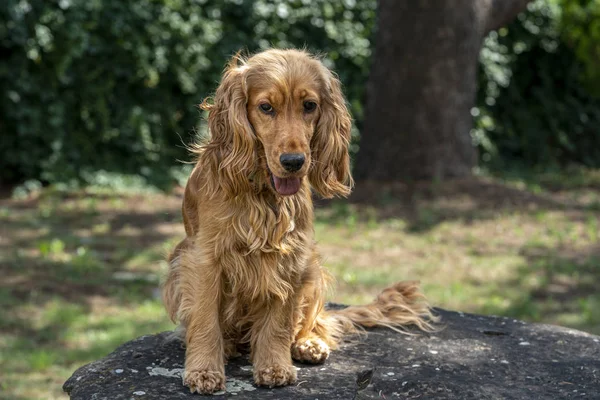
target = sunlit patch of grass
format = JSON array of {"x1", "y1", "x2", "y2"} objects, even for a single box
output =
[
  {"x1": 62, "y1": 300, "x2": 173, "y2": 358},
  {"x1": 1, "y1": 297, "x2": 174, "y2": 399},
  {"x1": 123, "y1": 238, "x2": 179, "y2": 272}
]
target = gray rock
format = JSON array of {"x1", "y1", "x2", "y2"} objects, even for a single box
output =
[{"x1": 63, "y1": 309, "x2": 600, "y2": 399}]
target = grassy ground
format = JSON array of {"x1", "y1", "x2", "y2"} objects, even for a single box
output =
[{"x1": 1, "y1": 168, "x2": 599, "y2": 399}]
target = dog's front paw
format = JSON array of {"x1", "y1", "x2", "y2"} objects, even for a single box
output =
[
  {"x1": 183, "y1": 369, "x2": 225, "y2": 394},
  {"x1": 292, "y1": 337, "x2": 330, "y2": 364},
  {"x1": 254, "y1": 364, "x2": 297, "y2": 387}
]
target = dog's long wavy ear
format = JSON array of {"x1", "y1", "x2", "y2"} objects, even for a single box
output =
[
  {"x1": 199, "y1": 54, "x2": 255, "y2": 197},
  {"x1": 309, "y1": 68, "x2": 354, "y2": 199}
]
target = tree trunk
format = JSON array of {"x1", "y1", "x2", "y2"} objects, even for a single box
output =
[{"x1": 354, "y1": 0, "x2": 531, "y2": 183}]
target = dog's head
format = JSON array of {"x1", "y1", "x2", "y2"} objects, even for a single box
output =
[{"x1": 201, "y1": 49, "x2": 353, "y2": 199}]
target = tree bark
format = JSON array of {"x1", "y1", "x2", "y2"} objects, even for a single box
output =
[{"x1": 354, "y1": 0, "x2": 531, "y2": 183}]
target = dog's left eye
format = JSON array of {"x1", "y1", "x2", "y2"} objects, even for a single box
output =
[
  {"x1": 303, "y1": 101, "x2": 317, "y2": 113},
  {"x1": 259, "y1": 103, "x2": 274, "y2": 114}
]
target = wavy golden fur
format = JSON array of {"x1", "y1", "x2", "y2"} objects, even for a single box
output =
[{"x1": 162, "y1": 49, "x2": 437, "y2": 394}]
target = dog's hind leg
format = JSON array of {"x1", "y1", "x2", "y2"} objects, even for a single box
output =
[
  {"x1": 291, "y1": 252, "x2": 340, "y2": 364},
  {"x1": 162, "y1": 238, "x2": 191, "y2": 323}
]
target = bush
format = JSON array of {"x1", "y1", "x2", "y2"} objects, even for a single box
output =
[
  {"x1": 0, "y1": 0, "x2": 375, "y2": 186},
  {"x1": 475, "y1": 0, "x2": 600, "y2": 170}
]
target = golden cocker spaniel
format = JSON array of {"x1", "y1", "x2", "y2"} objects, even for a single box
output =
[{"x1": 162, "y1": 49, "x2": 436, "y2": 394}]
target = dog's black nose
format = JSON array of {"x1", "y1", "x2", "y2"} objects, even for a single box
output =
[{"x1": 279, "y1": 153, "x2": 305, "y2": 172}]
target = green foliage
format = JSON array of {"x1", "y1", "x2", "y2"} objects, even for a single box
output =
[
  {"x1": 475, "y1": 0, "x2": 600, "y2": 170},
  {"x1": 562, "y1": 0, "x2": 600, "y2": 95},
  {"x1": 0, "y1": 0, "x2": 375, "y2": 186}
]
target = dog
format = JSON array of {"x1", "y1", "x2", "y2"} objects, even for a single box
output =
[{"x1": 162, "y1": 49, "x2": 436, "y2": 394}]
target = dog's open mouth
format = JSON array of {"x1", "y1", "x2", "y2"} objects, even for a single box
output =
[{"x1": 269, "y1": 171, "x2": 301, "y2": 196}]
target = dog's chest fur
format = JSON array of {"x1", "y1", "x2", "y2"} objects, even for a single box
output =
[
  {"x1": 209, "y1": 187, "x2": 313, "y2": 303},
  {"x1": 205, "y1": 189, "x2": 313, "y2": 336}
]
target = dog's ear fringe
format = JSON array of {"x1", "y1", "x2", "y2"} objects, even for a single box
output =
[
  {"x1": 198, "y1": 49, "x2": 249, "y2": 113},
  {"x1": 191, "y1": 52, "x2": 257, "y2": 198},
  {"x1": 308, "y1": 66, "x2": 354, "y2": 199}
]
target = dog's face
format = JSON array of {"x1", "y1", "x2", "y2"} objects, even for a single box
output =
[
  {"x1": 246, "y1": 73, "x2": 321, "y2": 196},
  {"x1": 202, "y1": 49, "x2": 353, "y2": 199}
]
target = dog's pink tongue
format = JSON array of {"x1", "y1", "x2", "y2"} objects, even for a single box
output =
[{"x1": 273, "y1": 176, "x2": 301, "y2": 195}]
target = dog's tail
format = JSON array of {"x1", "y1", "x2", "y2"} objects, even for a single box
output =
[{"x1": 316, "y1": 281, "x2": 439, "y2": 347}]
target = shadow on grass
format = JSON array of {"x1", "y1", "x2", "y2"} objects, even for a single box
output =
[
  {"x1": 482, "y1": 243, "x2": 600, "y2": 334},
  {"x1": 316, "y1": 176, "x2": 599, "y2": 232}
]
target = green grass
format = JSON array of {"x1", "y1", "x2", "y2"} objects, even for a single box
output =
[
  {"x1": 0, "y1": 190, "x2": 180, "y2": 399},
  {"x1": 1, "y1": 170, "x2": 600, "y2": 398},
  {"x1": 319, "y1": 174, "x2": 600, "y2": 332}
]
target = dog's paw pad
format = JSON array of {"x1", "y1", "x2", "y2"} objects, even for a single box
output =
[
  {"x1": 183, "y1": 369, "x2": 225, "y2": 394},
  {"x1": 292, "y1": 337, "x2": 330, "y2": 364},
  {"x1": 254, "y1": 364, "x2": 297, "y2": 387}
]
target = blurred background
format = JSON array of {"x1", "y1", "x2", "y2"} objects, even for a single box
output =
[{"x1": 1, "y1": 0, "x2": 599, "y2": 398}]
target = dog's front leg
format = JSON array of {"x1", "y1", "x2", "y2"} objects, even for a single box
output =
[
  {"x1": 250, "y1": 298, "x2": 297, "y2": 387},
  {"x1": 179, "y1": 254, "x2": 225, "y2": 394}
]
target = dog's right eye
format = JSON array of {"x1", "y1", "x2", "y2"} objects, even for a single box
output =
[{"x1": 259, "y1": 103, "x2": 274, "y2": 114}]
